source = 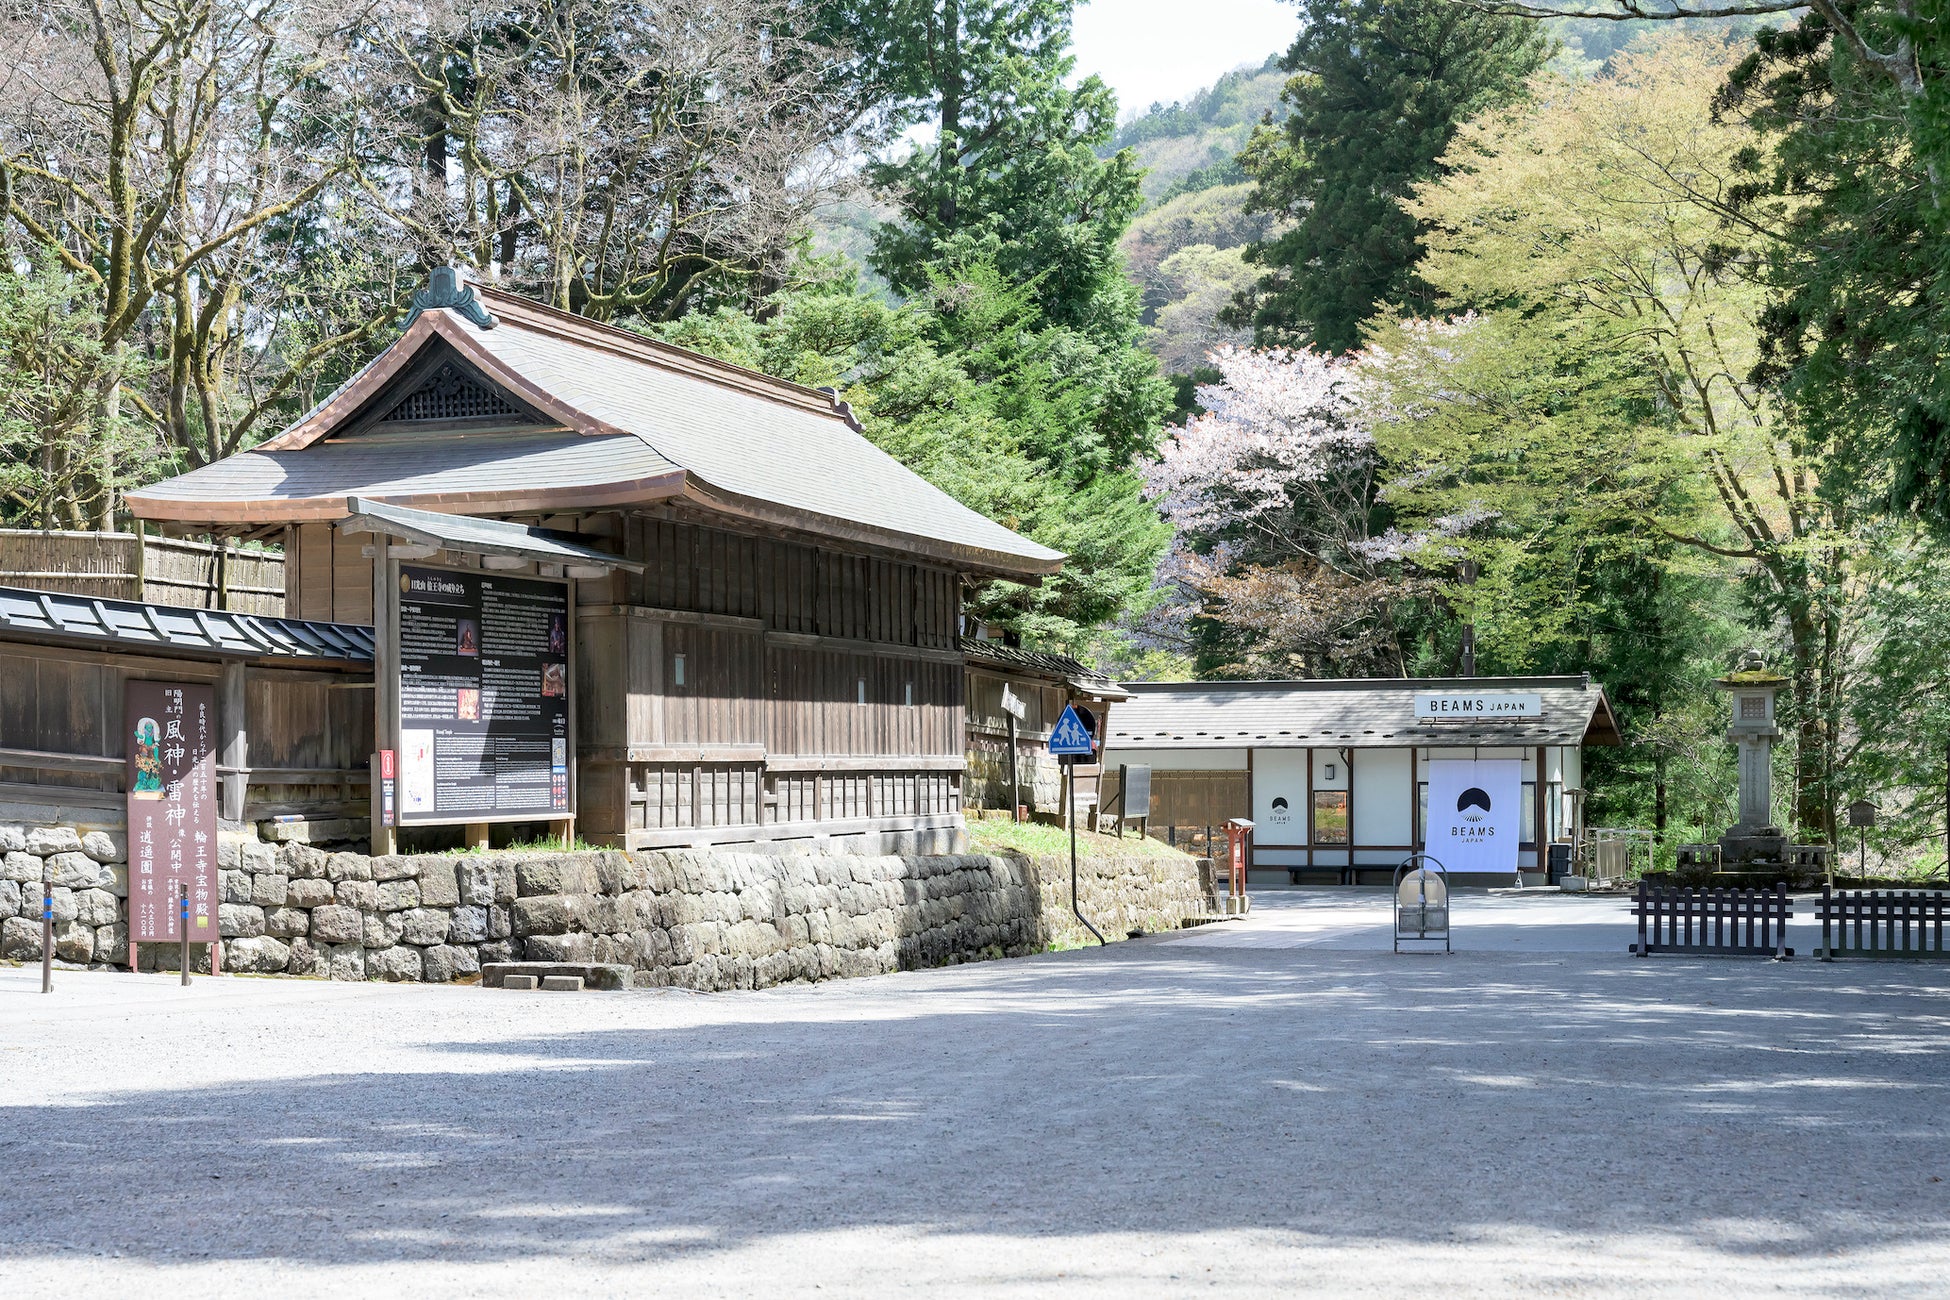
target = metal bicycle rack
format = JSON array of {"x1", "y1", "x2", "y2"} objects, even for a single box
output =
[{"x1": 1393, "y1": 853, "x2": 1451, "y2": 954}]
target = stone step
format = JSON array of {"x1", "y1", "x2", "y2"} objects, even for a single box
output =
[
  {"x1": 539, "y1": 975, "x2": 584, "y2": 992},
  {"x1": 482, "y1": 961, "x2": 630, "y2": 990}
]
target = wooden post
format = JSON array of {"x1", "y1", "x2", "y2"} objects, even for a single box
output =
[
  {"x1": 131, "y1": 520, "x2": 145, "y2": 602},
  {"x1": 369, "y1": 532, "x2": 398, "y2": 856},
  {"x1": 218, "y1": 660, "x2": 248, "y2": 823},
  {"x1": 215, "y1": 534, "x2": 229, "y2": 610},
  {"x1": 465, "y1": 824, "x2": 490, "y2": 850}
]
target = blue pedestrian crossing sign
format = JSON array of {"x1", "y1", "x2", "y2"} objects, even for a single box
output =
[{"x1": 1047, "y1": 704, "x2": 1097, "y2": 756}]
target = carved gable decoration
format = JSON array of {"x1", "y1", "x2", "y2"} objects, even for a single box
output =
[{"x1": 380, "y1": 363, "x2": 534, "y2": 426}]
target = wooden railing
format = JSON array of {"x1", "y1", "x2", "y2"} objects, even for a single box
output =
[
  {"x1": 1630, "y1": 882, "x2": 1794, "y2": 957},
  {"x1": 1815, "y1": 887, "x2": 1950, "y2": 960}
]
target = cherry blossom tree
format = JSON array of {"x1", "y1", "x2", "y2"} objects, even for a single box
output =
[{"x1": 1138, "y1": 343, "x2": 1420, "y2": 676}]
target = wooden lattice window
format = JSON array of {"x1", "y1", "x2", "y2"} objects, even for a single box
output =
[{"x1": 382, "y1": 364, "x2": 527, "y2": 423}]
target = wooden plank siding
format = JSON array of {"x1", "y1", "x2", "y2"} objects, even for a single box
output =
[
  {"x1": 572, "y1": 512, "x2": 967, "y2": 849},
  {"x1": 0, "y1": 641, "x2": 371, "y2": 820}
]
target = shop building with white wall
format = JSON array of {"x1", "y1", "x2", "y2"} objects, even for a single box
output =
[{"x1": 1102, "y1": 676, "x2": 1620, "y2": 885}]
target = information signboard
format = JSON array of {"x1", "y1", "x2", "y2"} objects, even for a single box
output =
[
  {"x1": 125, "y1": 681, "x2": 218, "y2": 942},
  {"x1": 395, "y1": 565, "x2": 571, "y2": 824}
]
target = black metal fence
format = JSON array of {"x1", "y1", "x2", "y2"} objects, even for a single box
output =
[
  {"x1": 1815, "y1": 887, "x2": 1950, "y2": 961},
  {"x1": 1630, "y1": 882, "x2": 1794, "y2": 957}
]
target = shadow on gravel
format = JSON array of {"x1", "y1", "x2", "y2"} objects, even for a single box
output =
[{"x1": 3, "y1": 947, "x2": 1950, "y2": 1267}]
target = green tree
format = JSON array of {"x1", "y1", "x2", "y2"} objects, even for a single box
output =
[
  {"x1": 833, "y1": 0, "x2": 1146, "y2": 340},
  {"x1": 652, "y1": 268, "x2": 1169, "y2": 649},
  {"x1": 1228, "y1": 0, "x2": 1548, "y2": 353}
]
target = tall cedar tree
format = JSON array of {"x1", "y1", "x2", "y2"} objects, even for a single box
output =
[
  {"x1": 1228, "y1": 0, "x2": 1548, "y2": 353},
  {"x1": 831, "y1": 0, "x2": 1147, "y2": 341}
]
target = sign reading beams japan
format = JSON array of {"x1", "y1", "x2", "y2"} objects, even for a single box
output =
[
  {"x1": 396, "y1": 565, "x2": 570, "y2": 824},
  {"x1": 1414, "y1": 691, "x2": 1542, "y2": 723},
  {"x1": 125, "y1": 681, "x2": 217, "y2": 942}
]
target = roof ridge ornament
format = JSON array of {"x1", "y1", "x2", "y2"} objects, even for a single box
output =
[
  {"x1": 405, "y1": 266, "x2": 497, "y2": 331},
  {"x1": 815, "y1": 385, "x2": 862, "y2": 432}
]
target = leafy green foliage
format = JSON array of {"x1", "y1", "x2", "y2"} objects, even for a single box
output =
[
  {"x1": 650, "y1": 263, "x2": 1169, "y2": 650},
  {"x1": 1229, "y1": 0, "x2": 1548, "y2": 353}
]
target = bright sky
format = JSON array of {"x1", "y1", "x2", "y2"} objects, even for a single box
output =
[{"x1": 1071, "y1": 0, "x2": 1298, "y2": 119}]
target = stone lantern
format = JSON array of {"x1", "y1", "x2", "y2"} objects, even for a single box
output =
[{"x1": 1716, "y1": 650, "x2": 1788, "y2": 865}]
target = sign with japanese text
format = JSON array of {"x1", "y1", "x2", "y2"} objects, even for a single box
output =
[
  {"x1": 396, "y1": 565, "x2": 570, "y2": 824},
  {"x1": 125, "y1": 681, "x2": 218, "y2": 942}
]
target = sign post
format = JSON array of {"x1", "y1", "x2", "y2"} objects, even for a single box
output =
[
  {"x1": 40, "y1": 858, "x2": 51, "y2": 994},
  {"x1": 1000, "y1": 686, "x2": 1026, "y2": 821},
  {"x1": 1048, "y1": 704, "x2": 1104, "y2": 946},
  {"x1": 126, "y1": 681, "x2": 219, "y2": 974}
]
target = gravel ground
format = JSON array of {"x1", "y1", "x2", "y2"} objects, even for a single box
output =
[{"x1": 2, "y1": 891, "x2": 1947, "y2": 1296}]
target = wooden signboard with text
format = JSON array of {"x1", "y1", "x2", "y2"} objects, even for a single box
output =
[{"x1": 125, "y1": 681, "x2": 218, "y2": 943}]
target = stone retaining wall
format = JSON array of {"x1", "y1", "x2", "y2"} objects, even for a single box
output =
[{"x1": 0, "y1": 821, "x2": 1206, "y2": 990}]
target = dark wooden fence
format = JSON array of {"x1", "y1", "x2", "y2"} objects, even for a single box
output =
[
  {"x1": 1630, "y1": 882, "x2": 1795, "y2": 957},
  {"x1": 0, "y1": 529, "x2": 285, "y2": 615},
  {"x1": 1815, "y1": 887, "x2": 1950, "y2": 961}
]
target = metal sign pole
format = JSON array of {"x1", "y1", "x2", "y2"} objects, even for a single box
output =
[
  {"x1": 40, "y1": 861, "x2": 52, "y2": 993},
  {"x1": 180, "y1": 886, "x2": 191, "y2": 987},
  {"x1": 1068, "y1": 761, "x2": 1104, "y2": 946}
]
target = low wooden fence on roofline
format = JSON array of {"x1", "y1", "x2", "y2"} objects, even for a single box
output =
[
  {"x1": 1815, "y1": 887, "x2": 1950, "y2": 960},
  {"x1": 0, "y1": 529, "x2": 285, "y2": 616},
  {"x1": 1631, "y1": 881, "x2": 1795, "y2": 957}
]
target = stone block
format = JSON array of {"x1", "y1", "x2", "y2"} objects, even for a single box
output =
[
  {"x1": 261, "y1": 816, "x2": 364, "y2": 845},
  {"x1": 448, "y1": 905, "x2": 489, "y2": 944},
  {"x1": 513, "y1": 894, "x2": 578, "y2": 937},
  {"x1": 398, "y1": 907, "x2": 450, "y2": 946},
  {"x1": 21, "y1": 885, "x2": 78, "y2": 925},
  {"x1": 225, "y1": 935, "x2": 291, "y2": 974},
  {"x1": 73, "y1": 888, "x2": 119, "y2": 927},
  {"x1": 376, "y1": 879, "x2": 420, "y2": 912},
  {"x1": 95, "y1": 922, "x2": 128, "y2": 964},
  {"x1": 0, "y1": 879, "x2": 15, "y2": 920},
  {"x1": 502, "y1": 974, "x2": 538, "y2": 990},
  {"x1": 219, "y1": 903, "x2": 265, "y2": 939},
  {"x1": 103, "y1": 866, "x2": 129, "y2": 899},
  {"x1": 362, "y1": 911, "x2": 403, "y2": 949},
  {"x1": 516, "y1": 858, "x2": 599, "y2": 897},
  {"x1": 325, "y1": 943, "x2": 366, "y2": 981},
  {"x1": 53, "y1": 920, "x2": 93, "y2": 962},
  {"x1": 219, "y1": 870, "x2": 252, "y2": 904},
  {"x1": 249, "y1": 874, "x2": 290, "y2": 907},
  {"x1": 421, "y1": 944, "x2": 480, "y2": 983},
  {"x1": 417, "y1": 860, "x2": 460, "y2": 907},
  {"x1": 479, "y1": 939, "x2": 519, "y2": 964},
  {"x1": 325, "y1": 850, "x2": 371, "y2": 882},
  {"x1": 2, "y1": 852, "x2": 42, "y2": 883},
  {"x1": 524, "y1": 932, "x2": 594, "y2": 963},
  {"x1": 371, "y1": 855, "x2": 422, "y2": 882},
  {"x1": 455, "y1": 861, "x2": 498, "y2": 906},
  {"x1": 80, "y1": 831, "x2": 122, "y2": 864},
  {"x1": 336, "y1": 880, "x2": 378, "y2": 911},
  {"x1": 0, "y1": 825, "x2": 22, "y2": 853},
  {"x1": 279, "y1": 843, "x2": 329, "y2": 878},
  {"x1": 488, "y1": 904, "x2": 512, "y2": 940},
  {"x1": 309, "y1": 904, "x2": 362, "y2": 945},
  {"x1": 264, "y1": 907, "x2": 311, "y2": 938},
  {"x1": 239, "y1": 840, "x2": 276, "y2": 874},
  {"x1": 366, "y1": 945, "x2": 423, "y2": 982},
  {"x1": 285, "y1": 937, "x2": 329, "y2": 977},
  {"x1": 1, "y1": 915, "x2": 41, "y2": 959},
  {"x1": 540, "y1": 975, "x2": 584, "y2": 992},
  {"x1": 25, "y1": 826, "x2": 82, "y2": 857},
  {"x1": 285, "y1": 879, "x2": 335, "y2": 909}
]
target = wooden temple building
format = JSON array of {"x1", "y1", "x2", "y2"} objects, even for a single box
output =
[{"x1": 116, "y1": 271, "x2": 1063, "y2": 854}]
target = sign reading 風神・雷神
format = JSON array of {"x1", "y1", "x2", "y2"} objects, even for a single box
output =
[
  {"x1": 395, "y1": 564, "x2": 570, "y2": 824},
  {"x1": 125, "y1": 681, "x2": 218, "y2": 943},
  {"x1": 1413, "y1": 692, "x2": 1542, "y2": 723}
]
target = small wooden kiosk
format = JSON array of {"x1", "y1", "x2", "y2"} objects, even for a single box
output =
[{"x1": 128, "y1": 270, "x2": 1064, "y2": 854}]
